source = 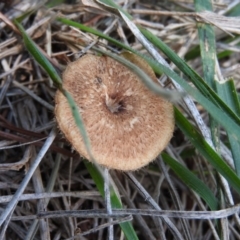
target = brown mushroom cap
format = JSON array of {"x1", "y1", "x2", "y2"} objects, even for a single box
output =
[{"x1": 55, "y1": 53, "x2": 174, "y2": 171}]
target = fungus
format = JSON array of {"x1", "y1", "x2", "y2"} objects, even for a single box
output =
[{"x1": 55, "y1": 53, "x2": 174, "y2": 171}]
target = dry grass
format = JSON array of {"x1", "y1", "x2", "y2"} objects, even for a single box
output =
[{"x1": 1, "y1": 0, "x2": 240, "y2": 239}]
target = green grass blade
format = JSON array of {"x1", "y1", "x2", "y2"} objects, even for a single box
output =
[
  {"x1": 84, "y1": 161, "x2": 139, "y2": 240},
  {"x1": 186, "y1": 38, "x2": 238, "y2": 62},
  {"x1": 226, "y1": 3, "x2": 240, "y2": 16},
  {"x1": 195, "y1": 0, "x2": 240, "y2": 176},
  {"x1": 139, "y1": 27, "x2": 237, "y2": 114},
  {"x1": 216, "y1": 80, "x2": 240, "y2": 117},
  {"x1": 195, "y1": 18, "x2": 215, "y2": 89},
  {"x1": 14, "y1": 20, "x2": 62, "y2": 87},
  {"x1": 229, "y1": 135, "x2": 240, "y2": 177},
  {"x1": 162, "y1": 153, "x2": 218, "y2": 210},
  {"x1": 194, "y1": 0, "x2": 213, "y2": 12},
  {"x1": 14, "y1": 19, "x2": 138, "y2": 240},
  {"x1": 46, "y1": 0, "x2": 64, "y2": 8},
  {"x1": 62, "y1": 90, "x2": 92, "y2": 153},
  {"x1": 57, "y1": 17, "x2": 134, "y2": 51},
  {"x1": 175, "y1": 107, "x2": 240, "y2": 195},
  {"x1": 194, "y1": 0, "x2": 219, "y2": 149},
  {"x1": 216, "y1": 80, "x2": 240, "y2": 176},
  {"x1": 95, "y1": 0, "x2": 131, "y2": 18}
]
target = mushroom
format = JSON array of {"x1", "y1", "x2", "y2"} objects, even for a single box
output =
[{"x1": 55, "y1": 53, "x2": 174, "y2": 171}]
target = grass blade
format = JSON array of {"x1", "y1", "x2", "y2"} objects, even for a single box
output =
[
  {"x1": 139, "y1": 27, "x2": 240, "y2": 126},
  {"x1": 194, "y1": 0, "x2": 219, "y2": 149},
  {"x1": 162, "y1": 153, "x2": 218, "y2": 210},
  {"x1": 175, "y1": 107, "x2": 240, "y2": 195},
  {"x1": 85, "y1": 161, "x2": 138, "y2": 240},
  {"x1": 14, "y1": 20, "x2": 62, "y2": 87},
  {"x1": 194, "y1": 2, "x2": 216, "y2": 88},
  {"x1": 216, "y1": 80, "x2": 240, "y2": 176}
]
